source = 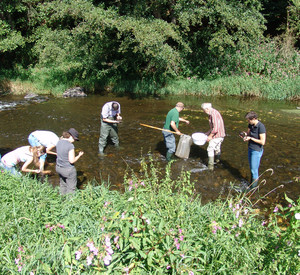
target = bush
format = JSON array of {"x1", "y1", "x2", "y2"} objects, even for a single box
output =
[{"x1": 0, "y1": 158, "x2": 299, "y2": 274}]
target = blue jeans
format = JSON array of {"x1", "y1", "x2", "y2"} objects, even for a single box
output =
[
  {"x1": 0, "y1": 161, "x2": 21, "y2": 176},
  {"x1": 248, "y1": 148, "x2": 263, "y2": 185},
  {"x1": 28, "y1": 133, "x2": 47, "y2": 161},
  {"x1": 163, "y1": 131, "x2": 176, "y2": 154}
]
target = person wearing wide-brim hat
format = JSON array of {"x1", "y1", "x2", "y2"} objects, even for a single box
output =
[{"x1": 56, "y1": 128, "x2": 84, "y2": 195}]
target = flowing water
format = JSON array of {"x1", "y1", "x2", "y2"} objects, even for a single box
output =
[{"x1": 0, "y1": 94, "x2": 299, "y2": 204}]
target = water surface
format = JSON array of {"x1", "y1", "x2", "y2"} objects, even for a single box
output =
[{"x1": 0, "y1": 94, "x2": 299, "y2": 204}]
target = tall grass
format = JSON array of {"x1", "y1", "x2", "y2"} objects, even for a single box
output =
[{"x1": 0, "y1": 157, "x2": 299, "y2": 274}]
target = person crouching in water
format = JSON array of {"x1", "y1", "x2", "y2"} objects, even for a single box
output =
[
  {"x1": 0, "y1": 146, "x2": 46, "y2": 176},
  {"x1": 56, "y1": 128, "x2": 84, "y2": 195}
]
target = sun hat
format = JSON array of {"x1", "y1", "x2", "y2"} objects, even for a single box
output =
[{"x1": 68, "y1": 128, "x2": 79, "y2": 141}]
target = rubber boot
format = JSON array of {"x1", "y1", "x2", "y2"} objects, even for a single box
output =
[
  {"x1": 98, "y1": 146, "x2": 105, "y2": 157},
  {"x1": 215, "y1": 154, "x2": 221, "y2": 164},
  {"x1": 166, "y1": 152, "x2": 173, "y2": 162},
  {"x1": 208, "y1": 156, "x2": 214, "y2": 171},
  {"x1": 249, "y1": 178, "x2": 258, "y2": 190}
]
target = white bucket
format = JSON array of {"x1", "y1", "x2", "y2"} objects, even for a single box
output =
[{"x1": 192, "y1": 133, "x2": 207, "y2": 146}]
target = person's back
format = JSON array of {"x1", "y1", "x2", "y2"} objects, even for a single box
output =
[
  {"x1": 1, "y1": 146, "x2": 31, "y2": 167},
  {"x1": 56, "y1": 139, "x2": 74, "y2": 168}
]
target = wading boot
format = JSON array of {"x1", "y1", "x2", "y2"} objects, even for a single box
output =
[
  {"x1": 166, "y1": 152, "x2": 173, "y2": 162},
  {"x1": 98, "y1": 146, "x2": 105, "y2": 157},
  {"x1": 215, "y1": 154, "x2": 221, "y2": 164},
  {"x1": 208, "y1": 156, "x2": 214, "y2": 171}
]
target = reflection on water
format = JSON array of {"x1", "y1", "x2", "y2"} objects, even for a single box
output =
[{"x1": 0, "y1": 94, "x2": 299, "y2": 204}]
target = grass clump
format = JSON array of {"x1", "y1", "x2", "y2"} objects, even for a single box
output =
[{"x1": 0, "y1": 157, "x2": 299, "y2": 274}]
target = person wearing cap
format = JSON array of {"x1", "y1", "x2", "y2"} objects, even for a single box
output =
[
  {"x1": 56, "y1": 128, "x2": 84, "y2": 195},
  {"x1": 98, "y1": 101, "x2": 122, "y2": 155},
  {"x1": 163, "y1": 102, "x2": 190, "y2": 161},
  {"x1": 201, "y1": 103, "x2": 225, "y2": 170},
  {"x1": 28, "y1": 130, "x2": 59, "y2": 171}
]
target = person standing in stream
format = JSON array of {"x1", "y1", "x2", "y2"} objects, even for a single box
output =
[
  {"x1": 162, "y1": 102, "x2": 190, "y2": 161},
  {"x1": 241, "y1": 111, "x2": 266, "y2": 189},
  {"x1": 98, "y1": 101, "x2": 122, "y2": 155}
]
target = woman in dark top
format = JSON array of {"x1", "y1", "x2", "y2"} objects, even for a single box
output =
[
  {"x1": 241, "y1": 111, "x2": 266, "y2": 189},
  {"x1": 56, "y1": 128, "x2": 84, "y2": 195}
]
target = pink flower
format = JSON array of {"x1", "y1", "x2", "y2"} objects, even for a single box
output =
[
  {"x1": 128, "y1": 186, "x2": 132, "y2": 191},
  {"x1": 114, "y1": 236, "x2": 119, "y2": 244},
  {"x1": 75, "y1": 250, "x2": 82, "y2": 260},
  {"x1": 166, "y1": 265, "x2": 171, "y2": 269},
  {"x1": 175, "y1": 243, "x2": 180, "y2": 250},
  {"x1": 15, "y1": 258, "x2": 20, "y2": 265},
  {"x1": 103, "y1": 255, "x2": 112, "y2": 266},
  {"x1": 180, "y1": 254, "x2": 185, "y2": 258},
  {"x1": 18, "y1": 265, "x2": 22, "y2": 272},
  {"x1": 180, "y1": 235, "x2": 184, "y2": 241},
  {"x1": 134, "y1": 227, "x2": 138, "y2": 232},
  {"x1": 124, "y1": 267, "x2": 129, "y2": 273},
  {"x1": 58, "y1": 224, "x2": 65, "y2": 229},
  {"x1": 262, "y1": 220, "x2": 267, "y2": 226},
  {"x1": 140, "y1": 181, "x2": 145, "y2": 186},
  {"x1": 145, "y1": 219, "x2": 150, "y2": 225},
  {"x1": 238, "y1": 219, "x2": 243, "y2": 228},
  {"x1": 87, "y1": 255, "x2": 93, "y2": 266},
  {"x1": 106, "y1": 247, "x2": 114, "y2": 255},
  {"x1": 236, "y1": 211, "x2": 240, "y2": 218},
  {"x1": 87, "y1": 241, "x2": 94, "y2": 248},
  {"x1": 189, "y1": 271, "x2": 194, "y2": 275},
  {"x1": 273, "y1": 206, "x2": 278, "y2": 213},
  {"x1": 178, "y1": 228, "x2": 183, "y2": 234}
]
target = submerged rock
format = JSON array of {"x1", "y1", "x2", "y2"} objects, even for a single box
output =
[
  {"x1": 24, "y1": 93, "x2": 38, "y2": 99},
  {"x1": 63, "y1": 87, "x2": 87, "y2": 98}
]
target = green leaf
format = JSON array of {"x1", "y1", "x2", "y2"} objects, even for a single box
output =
[{"x1": 64, "y1": 244, "x2": 71, "y2": 263}]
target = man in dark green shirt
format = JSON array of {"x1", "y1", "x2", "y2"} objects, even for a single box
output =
[{"x1": 163, "y1": 102, "x2": 189, "y2": 161}]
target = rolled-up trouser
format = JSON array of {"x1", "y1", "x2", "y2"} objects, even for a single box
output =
[
  {"x1": 207, "y1": 137, "x2": 224, "y2": 158},
  {"x1": 163, "y1": 131, "x2": 176, "y2": 154},
  {"x1": 99, "y1": 121, "x2": 119, "y2": 150},
  {"x1": 248, "y1": 148, "x2": 263, "y2": 183},
  {"x1": 56, "y1": 165, "x2": 77, "y2": 195},
  {"x1": 28, "y1": 133, "x2": 47, "y2": 162}
]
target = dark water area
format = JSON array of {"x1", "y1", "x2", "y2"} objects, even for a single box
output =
[{"x1": 0, "y1": 94, "x2": 299, "y2": 205}]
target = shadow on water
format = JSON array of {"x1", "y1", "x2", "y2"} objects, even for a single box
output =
[{"x1": 0, "y1": 94, "x2": 299, "y2": 205}]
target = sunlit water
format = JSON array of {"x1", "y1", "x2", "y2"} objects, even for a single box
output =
[{"x1": 0, "y1": 94, "x2": 299, "y2": 205}]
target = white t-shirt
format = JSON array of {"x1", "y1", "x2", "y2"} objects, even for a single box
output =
[
  {"x1": 1, "y1": 146, "x2": 33, "y2": 167},
  {"x1": 31, "y1": 131, "x2": 59, "y2": 147},
  {"x1": 101, "y1": 102, "x2": 121, "y2": 119}
]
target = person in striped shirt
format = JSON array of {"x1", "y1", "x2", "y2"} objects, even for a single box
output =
[{"x1": 201, "y1": 103, "x2": 225, "y2": 170}]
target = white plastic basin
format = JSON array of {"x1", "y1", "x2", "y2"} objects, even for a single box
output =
[{"x1": 192, "y1": 133, "x2": 207, "y2": 146}]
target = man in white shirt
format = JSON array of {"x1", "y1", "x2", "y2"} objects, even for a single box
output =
[{"x1": 98, "y1": 101, "x2": 122, "y2": 155}]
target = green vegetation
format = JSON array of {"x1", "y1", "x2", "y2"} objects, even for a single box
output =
[
  {"x1": 0, "y1": 0, "x2": 299, "y2": 99},
  {"x1": 0, "y1": 158, "x2": 299, "y2": 274}
]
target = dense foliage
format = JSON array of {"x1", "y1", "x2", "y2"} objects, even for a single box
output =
[
  {"x1": 0, "y1": 158, "x2": 299, "y2": 274},
  {"x1": 0, "y1": 0, "x2": 299, "y2": 97}
]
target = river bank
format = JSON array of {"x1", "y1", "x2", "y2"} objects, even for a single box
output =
[
  {"x1": 0, "y1": 161, "x2": 299, "y2": 274},
  {"x1": 1, "y1": 75, "x2": 300, "y2": 100}
]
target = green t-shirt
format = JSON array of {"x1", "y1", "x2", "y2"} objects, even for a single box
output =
[{"x1": 163, "y1": 108, "x2": 179, "y2": 131}]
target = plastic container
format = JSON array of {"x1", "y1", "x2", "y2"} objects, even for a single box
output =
[
  {"x1": 192, "y1": 133, "x2": 207, "y2": 146},
  {"x1": 175, "y1": 134, "x2": 193, "y2": 159}
]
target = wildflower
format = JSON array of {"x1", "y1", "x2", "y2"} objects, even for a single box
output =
[
  {"x1": 180, "y1": 235, "x2": 184, "y2": 241},
  {"x1": 244, "y1": 209, "x2": 249, "y2": 215},
  {"x1": 295, "y1": 213, "x2": 300, "y2": 220},
  {"x1": 103, "y1": 255, "x2": 112, "y2": 266},
  {"x1": 124, "y1": 267, "x2": 129, "y2": 273},
  {"x1": 232, "y1": 224, "x2": 237, "y2": 229},
  {"x1": 18, "y1": 265, "x2": 22, "y2": 272},
  {"x1": 298, "y1": 250, "x2": 300, "y2": 257},
  {"x1": 178, "y1": 228, "x2": 183, "y2": 234},
  {"x1": 166, "y1": 265, "x2": 171, "y2": 269},
  {"x1": 15, "y1": 258, "x2": 20, "y2": 265},
  {"x1": 87, "y1": 241, "x2": 94, "y2": 248},
  {"x1": 106, "y1": 247, "x2": 114, "y2": 255},
  {"x1": 189, "y1": 271, "x2": 194, "y2": 275},
  {"x1": 175, "y1": 243, "x2": 180, "y2": 250},
  {"x1": 140, "y1": 181, "x2": 145, "y2": 186},
  {"x1": 239, "y1": 219, "x2": 243, "y2": 228},
  {"x1": 273, "y1": 206, "x2": 278, "y2": 213},
  {"x1": 121, "y1": 212, "x2": 126, "y2": 219},
  {"x1": 236, "y1": 211, "x2": 240, "y2": 219},
  {"x1": 128, "y1": 186, "x2": 133, "y2": 191},
  {"x1": 114, "y1": 236, "x2": 119, "y2": 244},
  {"x1": 93, "y1": 248, "x2": 99, "y2": 256},
  {"x1": 87, "y1": 255, "x2": 93, "y2": 266},
  {"x1": 103, "y1": 216, "x2": 107, "y2": 221},
  {"x1": 134, "y1": 227, "x2": 138, "y2": 232},
  {"x1": 104, "y1": 201, "x2": 109, "y2": 207},
  {"x1": 180, "y1": 254, "x2": 185, "y2": 258},
  {"x1": 229, "y1": 203, "x2": 232, "y2": 208},
  {"x1": 30, "y1": 272, "x2": 34, "y2": 275},
  {"x1": 58, "y1": 224, "x2": 65, "y2": 229},
  {"x1": 135, "y1": 183, "x2": 138, "y2": 188},
  {"x1": 75, "y1": 250, "x2": 82, "y2": 260},
  {"x1": 235, "y1": 204, "x2": 240, "y2": 210},
  {"x1": 101, "y1": 227, "x2": 105, "y2": 231},
  {"x1": 288, "y1": 203, "x2": 292, "y2": 207},
  {"x1": 145, "y1": 219, "x2": 150, "y2": 225},
  {"x1": 235, "y1": 233, "x2": 240, "y2": 237},
  {"x1": 127, "y1": 197, "x2": 133, "y2": 201},
  {"x1": 262, "y1": 220, "x2": 267, "y2": 226}
]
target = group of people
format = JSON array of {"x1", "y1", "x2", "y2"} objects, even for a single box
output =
[
  {"x1": 163, "y1": 102, "x2": 266, "y2": 189},
  {"x1": 0, "y1": 100, "x2": 266, "y2": 193},
  {"x1": 0, "y1": 128, "x2": 84, "y2": 195}
]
